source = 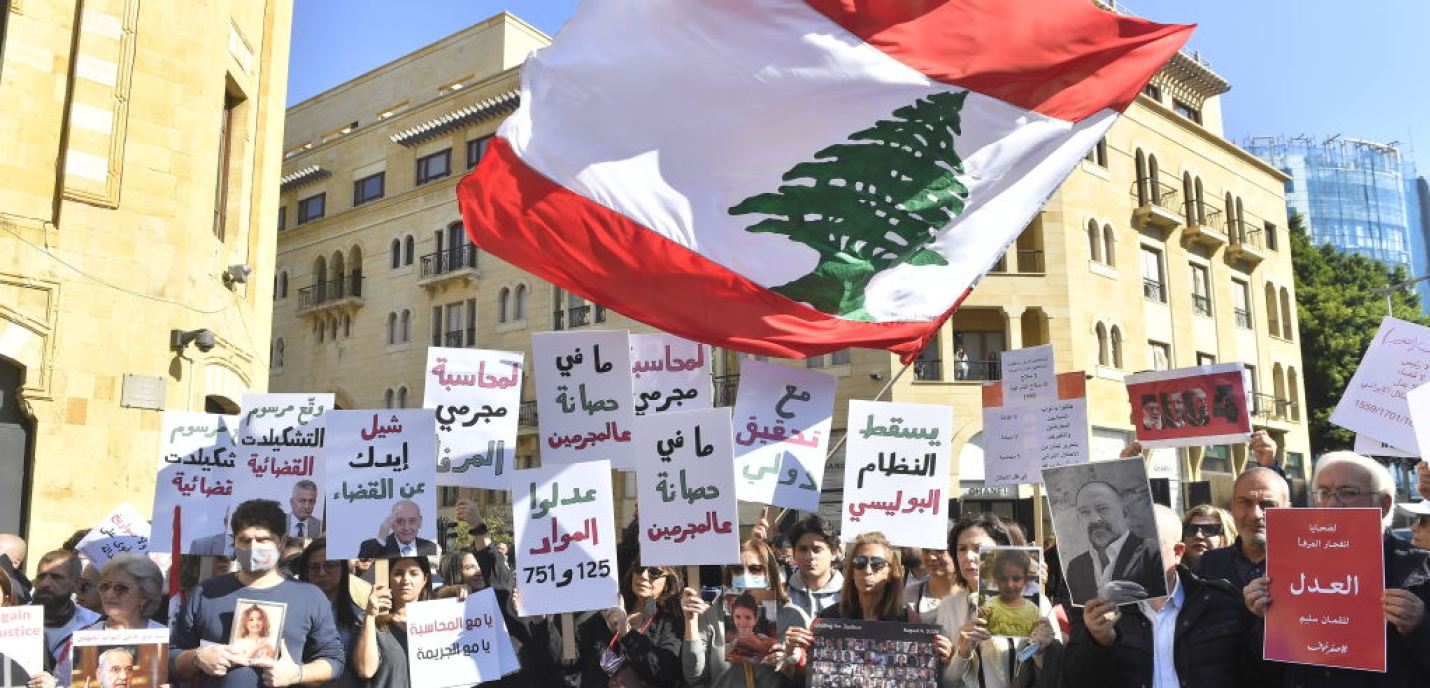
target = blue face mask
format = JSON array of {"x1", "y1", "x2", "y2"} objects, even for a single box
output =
[{"x1": 732, "y1": 574, "x2": 768, "y2": 589}]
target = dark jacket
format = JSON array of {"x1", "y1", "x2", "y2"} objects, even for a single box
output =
[
  {"x1": 1065, "y1": 534, "x2": 1164, "y2": 604},
  {"x1": 1191, "y1": 536, "x2": 1265, "y2": 592},
  {"x1": 478, "y1": 588, "x2": 565, "y2": 688},
  {"x1": 575, "y1": 607, "x2": 686, "y2": 688},
  {"x1": 357, "y1": 535, "x2": 439, "y2": 558},
  {"x1": 1064, "y1": 566, "x2": 1262, "y2": 688},
  {"x1": 1258, "y1": 533, "x2": 1430, "y2": 688}
]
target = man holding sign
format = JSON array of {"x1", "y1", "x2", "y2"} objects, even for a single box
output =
[{"x1": 1244, "y1": 452, "x2": 1430, "y2": 684}]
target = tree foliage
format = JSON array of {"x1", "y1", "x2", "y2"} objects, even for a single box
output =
[{"x1": 1290, "y1": 211, "x2": 1429, "y2": 454}]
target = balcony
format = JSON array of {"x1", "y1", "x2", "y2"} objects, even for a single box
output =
[
  {"x1": 1227, "y1": 222, "x2": 1269, "y2": 267},
  {"x1": 713, "y1": 374, "x2": 739, "y2": 407},
  {"x1": 914, "y1": 359, "x2": 943, "y2": 381},
  {"x1": 1251, "y1": 392, "x2": 1297, "y2": 421},
  {"x1": 1191, "y1": 294, "x2": 1212, "y2": 317},
  {"x1": 1143, "y1": 278, "x2": 1167, "y2": 303},
  {"x1": 518, "y1": 400, "x2": 538, "y2": 429},
  {"x1": 297, "y1": 274, "x2": 363, "y2": 314},
  {"x1": 1131, "y1": 179, "x2": 1183, "y2": 232},
  {"x1": 1233, "y1": 307, "x2": 1252, "y2": 329},
  {"x1": 1182, "y1": 203, "x2": 1228, "y2": 249},
  {"x1": 440, "y1": 329, "x2": 474, "y2": 348},
  {"x1": 553, "y1": 304, "x2": 608, "y2": 330},
  {"x1": 417, "y1": 245, "x2": 479, "y2": 289}
]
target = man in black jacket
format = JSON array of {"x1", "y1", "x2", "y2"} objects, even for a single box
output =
[{"x1": 1065, "y1": 504, "x2": 1262, "y2": 687}]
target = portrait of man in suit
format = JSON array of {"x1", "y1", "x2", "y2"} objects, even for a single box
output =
[
  {"x1": 1064, "y1": 480, "x2": 1165, "y2": 604},
  {"x1": 357, "y1": 500, "x2": 438, "y2": 558},
  {"x1": 1159, "y1": 391, "x2": 1186, "y2": 429},
  {"x1": 288, "y1": 480, "x2": 323, "y2": 538},
  {"x1": 188, "y1": 506, "x2": 232, "y2": 556}
]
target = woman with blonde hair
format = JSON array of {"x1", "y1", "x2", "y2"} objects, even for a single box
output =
[
  {"x1": 1180, "y1": 503, "x2": 1234, "y2": 566},
  {"x1": 232, "y1": 604, "x2": 277, "y2": 660}
]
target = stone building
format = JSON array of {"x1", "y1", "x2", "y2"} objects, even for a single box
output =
[
  {"x1": 273, "y1": 12, "x2": 1310, "y2": 537},
  {"x1": 0, "y1": 0, "x2": 292, "y2": 546}
]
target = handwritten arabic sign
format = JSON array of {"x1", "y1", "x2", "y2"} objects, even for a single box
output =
[
  {"x1": 982, "y1": 373, "x2": 1089, "y2": 486},
  {"x1": 533, "y1": 331, "x2": 637, "y2": 468},
  {"x1": 513, "y1": 460, "x2": 619, "y2": 616},
  {"x1": 1000, "y1": 344, "x2": 1056, "y2": 403},
  {"x1": 424, "y1": 347, "x2": 523, "y2": 489},
  {"x1": 630, "y1": 333, "x2": 711, "y2": 416},
  {"x1": 841, "y1": 401, "x2": 950, "y2": 549},
  {"x1": 233, "y1": 393, "x2": 331, "y2": 526},
  {"x1": 732, "y1": 361, "x2": 835, "y2": 512},
  {"x1": 1124, "y1": 363, "x2": 1251, "y2": 449},
  {"x1": 324, "y1": 410, "x2": 438, "y2": 559},
  {"x1": 0, "y1": 606, "x2": 43, "y2": 686},
  {"x1": 1329, "y1": 317, "x2": 1430, "y2": 454},
  {"x1": 1265, "y1": 507, "x2": 1386, "y2": 673},
  {"x1": 635, "y1": 408, "x2": 739, "y2": 565},
  {"x1": 75, "y1": 503, "x2": 150, "y2": 567},
  {"x1": 152, "y1": 412, "x2": 237, "y2": 554},
  {"x1": 406, "y1": 590, "x2": 518, "y2": 687},
  {"x1": 1353, "y1": 433, "x2": 1417, "y2": 459},
  {"x1": 1410, "y1": 383, "x2": 1430, "y2": 460}
]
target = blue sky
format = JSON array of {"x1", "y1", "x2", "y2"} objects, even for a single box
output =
[{"x1": 287, "y1": 0, "x2": 1430, "y2": 171}]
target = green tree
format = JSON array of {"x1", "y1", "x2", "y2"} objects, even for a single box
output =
[
  {"x1": 729, "y1": 90, "x2": 970, "y2": 320},
  {"x1": 1290, "y1": 211, "x2": 1429, "y2": 453}
]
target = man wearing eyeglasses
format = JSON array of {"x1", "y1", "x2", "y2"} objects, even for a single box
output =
[
  {"x1": 1243, "y1": 451, "x2": 1430, "y2": 687},
  {"x1": 1192, "y1": 466, "x2": 1288, "y2": 592}
]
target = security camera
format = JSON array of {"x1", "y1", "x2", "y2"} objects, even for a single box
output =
[
  {"x1": 195, "y1": 330, "x2": 216, "y2": 352},
  {"x1": 171, "y1": 328, "x2": 217, "y2": 353}
]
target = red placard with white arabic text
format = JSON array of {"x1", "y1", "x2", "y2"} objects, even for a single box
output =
[{"x1": 1265, "y1": 508, "x2": 1385, "y2": 673}]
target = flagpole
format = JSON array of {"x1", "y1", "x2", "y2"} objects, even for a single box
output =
[{"x1": 771, "y1": 359, "x2": 915, "y2": 527}]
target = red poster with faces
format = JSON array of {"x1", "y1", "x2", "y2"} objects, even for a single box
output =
[
  {"x1": 1264, "y1": 508, "x2": 1386, "y2": 673},
  {"x1": 1123, "y1": 363, "x2": 1252, "y2": 449}
]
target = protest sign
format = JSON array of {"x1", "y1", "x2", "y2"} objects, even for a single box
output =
[
  {"x1": 731, "y1": 361, "x2": 835, "y2": 512},
  {"x1": 1042, "y1": 457, "x2": 1167, "y2": 606},
  {"x1": 229, "y1": 600, "x2": 286, "y2": 662},
  {"x1": 982, "y1": 373, "x2": 1089, "y2": 486},
  {"x1": 1353, "y1": 433, "x2": 1417, "y2": 459},
  {"x1": 1124, "y1": 363, "x2": 1252, "y2": 449},
  {"x1": 1408, "y1": 383, "x2": 1430, "y2": 460},
  {"x1": 424, "y1": 347, "x2": 524, "y2": 489},
  {"x1": 841, "y1": 401, "x2": 950, "y2": 549},
  {"x1": 512, "y1": 460, "x2": 619, "y2": 616},
  {"x1": 808, "y1": 619, "x2": 943, "y2": 688},
  {"x1": 325, "y1": 410, "x2": 439, "y2": 559},
  {"x1": 233, "y1": 394, "x2": 331, "y2": 536},
  {"x1": 72, "y1": 627, "x2": 169, "y2": 688},
  {"x1": 1264, "y1": 508, "x2": 1386, "y2": 673},
  {"x1": 532, "y1": 331, "x2": 638, "y2": 468},
  {"x1": 1329, "y1": 316, "x2": 1430, "y2": 454},
  {"x1": 999, "y1": 344, "x2": 1056, "y2": 403},
  {"x1": 153, "y1": 412, "x2": 238, "y2": 554},
  {"x1": 76, "y1": 503, "x2": 150, "y2": 567},
  {"x1": 0, "y1": 606, "x2": 42, "y2": 688},
  {"x1": 630, "y1": 332, "x2": 712, "y2": 415},
  {"x1": 975, "y1": 546, "x2": 1044, "y2": 638},
  {"x1": 719, "y1": 589, "x2": 781, "y2": 665},
  {"x1": 406, "y1": 589, "x2": 517, "y2": 687},
  {"x1": 634, "y1": 408, "x2": 739, "y2": 565}
]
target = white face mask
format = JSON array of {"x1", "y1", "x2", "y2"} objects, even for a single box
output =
[
  {"x1": 234, "y1": 545, "x2": 281, "y2": 574},
  {"x1": 733, "y1": 574, "x2": 769, "y2": 590}
]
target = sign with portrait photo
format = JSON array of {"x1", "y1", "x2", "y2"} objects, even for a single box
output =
[
  {"x1": 808, "y1": 619, "x2": 942, "y2": 688},
  {"x1": 720, "y1": 589, "x2": 780, "y2": 665},
  {"x1": 1123, "y1": 363, "x2": 1252, "y2": 449},
  {"x1": 152, "y1": 412, "x2": 238, "y2": 555},
  {"x1": 71, "y1": 628, "x2": 168, "y2": 688},
  {"x1": 228, "y1": 599, "x2": 286, "y2": 663},
  {"x1": 233, "y1": 393, "x2": 332, "y2": 533},
  {"x1": 325, "y1": 410, "x2": 439, "y2": 559},
  {"x1": 975, "y1": 546, "x2": 1044, "y2": 639}
]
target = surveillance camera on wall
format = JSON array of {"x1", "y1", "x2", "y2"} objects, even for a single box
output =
[
  {"x1": 194, "y1": 330, "x2": 216, "y2": 352},
  {"x1": 171, "y1": 328, "x2": 217, "y2": 353}
]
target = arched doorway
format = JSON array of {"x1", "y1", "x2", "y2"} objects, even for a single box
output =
[{"x1": 0, "y1": 358, "x2": 33, "y2": 533}]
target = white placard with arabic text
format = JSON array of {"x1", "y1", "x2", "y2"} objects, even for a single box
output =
[
  {"x1": 424, "y1": 347, "x2": 524, "y2": 489},
  {"x1": 233, "y1": 393, "x2": 331, "y2": 528},
  {"x1": 76, "y1": 502, "x2": 151, "y2": 567},
  {"x1": 512, "y1": 461, "x2": 619, "y2": 616},
  {"x1": 731, "y1": 361, "x2": 835, "y2": 512},
  {"x1": 841, "y1": 401, "x2": 951, "y2": 549},
  {"x1": 1353, "y1": 433, "x2": 1418, "y2": 459},
  {"x1": 324, "y1": 410, "x2": 439, "y2": 559},
  {"x1": 982, "y1": 398, "x2": 1090, "y2": 486},
  {"x1": 630, "y1": 333, "x2": 712, "y2": 416},
  {"x1": 634, "y1": 408, "x2": 740, "y2": 566},
  {"x1": 999, "y1": 345, "x2": 1056, "y2": 403},
  {"x1": 1329, "y1": 317, "x2": 1430, "y2": 454},
  {"x1": 533, "y1": 331, "x2": 638, "y2": 468},
  {"x1": 405, "y1": 589, "x2": 518, "y2": 687},
  {"x1": 152, "y1": 412, "x2": 238, "y2": 554}
]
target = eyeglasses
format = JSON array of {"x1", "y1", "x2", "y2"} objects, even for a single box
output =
[
  {"x1": 306, "y1": 561, "x2": 342, "y2": 574},
  {"x1": 726, "y1": 564, "x2": 766, "y2": 575},
  {"x1": 1181, "y1": 523, "x2": 1224, "y2": 539},
  {"x1": 851, "y1": 556, "x2": 889, "y2": 573},
  {"x1": 1311, "y1": 486, "x2": 1367, "y2": 504},
  {"x1": 632, "y1": 566, "x2": 668, "y2": 580},
  {"x1": 97, "y1": 582, "x2": 133, "y2": 596}
]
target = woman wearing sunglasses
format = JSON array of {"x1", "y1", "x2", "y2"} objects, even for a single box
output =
[
  {"x1": 575, "y1": 558, "x2": 686, "y2": 688},
  {"x1": 681, "y1": 539, "x2": 804, "y2": 688},
  {"x1": 54, "y1": 553, "x2": 167, "y2": 685},
  {"x1": 1178, "y1": 504, "x2": 1233, "y2": 566},
  {"x1": 936, "y1": 514, "x2": 1060, "y2": 688},
  {"x1": 296, "y1": 538, "x2": 364, "y2": 688},
  {"x1": 904, "y1": 545, "x2": 960, "y2": 623}
]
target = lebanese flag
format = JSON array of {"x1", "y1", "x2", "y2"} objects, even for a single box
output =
[{"x1": 458, "y1": 0, "x2": 1192, "y2": 361}]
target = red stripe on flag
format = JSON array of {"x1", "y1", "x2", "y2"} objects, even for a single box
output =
[
  {"x1": 804, "y1": 0, "x2": 1194, "y2": 121},
  {"x1": 458, "y1": 138, "x2": 961, "y2": 362}
]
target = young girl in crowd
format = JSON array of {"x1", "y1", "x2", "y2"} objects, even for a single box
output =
[
  {"x1": 982, "y1": 549, "x2": 1039, "y2": 638},
  {"x1": 353, "y1": 557, "x2": 431, "y2": 688},
  {"x1": 297, "y1": 538, "x2": 364, "y2": 688}
]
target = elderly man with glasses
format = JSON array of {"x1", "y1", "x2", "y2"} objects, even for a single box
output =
[{"x1": 1244, "y1": 451, "x2": 1430, "y2": 687}]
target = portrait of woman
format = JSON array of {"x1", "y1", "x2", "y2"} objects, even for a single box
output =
[{"x1": 230, "y1": 603, "x2": 283, "y2": 660}]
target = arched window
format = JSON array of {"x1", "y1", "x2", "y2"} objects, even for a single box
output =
[
  {"x1": 1194, "y1": 178, "x2": 1206, "y2": 224},
  {"x1": 1279, "y1": 287, "x2": 1294, "y2": 340},
  {"x1": 313, "y1": 256, "x2": 327, "y2": 287},
  {"x1": 397, "y1": 387, "x2": 409, "y2": 408},
  {"x1": 1225, "y1": 193, "x2": 1239, "y2": 241},
  {"x1": 400, "y1": 310, "x2": 412, "y2": 342},
  {"x1": 329, "y1": 317, "x2": 338, "y2": 341},
  {"x1": 498, "y1": 287, "x2": 511, "y2": 323},
  {"x1": 1110, "y1": 325, "x2": 1124, "y2": 369},
  {"x1": 273, "y1": 338, "x2": 285, "y2": 367},
  {"x1": 403, "y1": 236, "x2": 415, "y2": 266},
  {"x1": 1147, "y1": 154, "x2": 1162, "y2": 202},
  {"x1": 1135, "y1": 149, "x2": 1148, "y2": 205},
  {"x1": 1288, "y1": 366, "x2": 1301, "y2": 421},
  {"x1": 1102, "y1": 224, "x2": 1116, "y2": 267},
  {"x1": 1095, "y1": 322, "x2": 1109, "y2": 366},
  {"x1": 331, "y1": 250, "x2": 346, "y2": 281},
  {"x1": 384, "y1": 389, "x2": 394, "y2": 409},
  {"x1": 316, "y1": 317, "x2": 326, "y2": 343},
  {"x1": 1087, "y1": 220, "x2": 1101, "y2": 263},
  {"x1": 276, "y1": 272, "x2": 288, "y2": 300},
  {"x1": 390, "y1": 239, "x2": 402, "y2": 269},
  {"x1": 514, "y1": 285, "x2": 527, "y2": 320},
  {"x1": 387, "y1": 312, "x2": 397, "y2": 345},
  {"x1": 1265, "y1": 283, "x2": 1280, "y2": 334},
  {"x1": 342, "y1": 313, "x2": 351, "y2": 338},
  {"x1": 1183, "y1": 172, "x2": 1195, "y2": 219}
]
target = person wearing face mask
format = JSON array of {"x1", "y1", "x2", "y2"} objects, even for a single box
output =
[
  {"x1": 171, "y1": 499, "x2": 346, "y2": 688},
  {"x1": 680, "y1": 539, "x2": 805, "y2": 688}
]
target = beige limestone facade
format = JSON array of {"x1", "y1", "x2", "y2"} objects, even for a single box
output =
[
  {"x1": 0, "y1": 0, "x2": 292, "y2": 550},
  {"x1": 272, "y1": 14, "x2": 1309, "y2": 536}
]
